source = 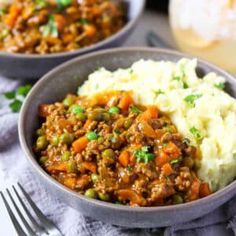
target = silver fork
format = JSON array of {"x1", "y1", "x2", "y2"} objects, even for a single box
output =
[{"x1": 0, "y1": 183, "x2": 62, "y2": 236}]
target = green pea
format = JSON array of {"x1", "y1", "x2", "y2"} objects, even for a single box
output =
[
  {"x1": 51, "y1": 135, "x2": 59, "y2": 145},
  {"x1": 98, "y1": 192, "x2": 110, "y2": 201},
  {"x1": 173, "y1": 194, "x2": 183, "y2": 204},
  {"x1": 36, "y1": 128, "x2": 44, "y2": 136},
  {"x1": 86, "y1": 131, "x2": 97, "y2": 141},
  {"x1": 67, "y1": 161, "x2": 77, "y2": 173},
  {"x1": 36, "y1": 136, "x2": 48, "y2": 151},
  {"x1": 91, "y1": 173, "x2": 99, "y2": 183},
  {"x1": 63, "y1": 96, "x2": 74, "y2": 107},
  {"x1": 70, "y1": 105, "x2": 84, "y2": 114},
  {"x1": 109, "y1": 106, "x2": 120, "y2": 114},
  {"x1": 61, "y1": 151, "x2": 71, "y2": 161},
  {"x1": 97, "y1": 136, "x2": 104, "y2": 144},
  {"x1": 102, "y1": 149, "x2": 115, "y2": 159},
  {"x1": 60, "y1": 133, "x2": 74, "y2": 144},
  {"x1": 39, "y1": 156, "x2": 48, "y2": 164},
  {"x1": 124, "y1": 118, "x2": 132, "y2": 129},
  {"x1": 85, "y1": 188, "x2": 97, "y2": 199},
  {"x1": 76, "y1": 112, "x2": 87, "y2": 122}
]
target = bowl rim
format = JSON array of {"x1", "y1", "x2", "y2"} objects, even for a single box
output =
[
  {"x1": 19, "y1": 47, "x2": 236, "y2": 213},
  {"x1": 0, "y1": 0, "x2": 146, "y2": 59}
]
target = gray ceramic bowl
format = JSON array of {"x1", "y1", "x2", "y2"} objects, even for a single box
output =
[
  {"x1": 0, "y1": 0, "x2": 145, "y2": 80},
  {"x1": 19, "y1": 48, "x2": 236, "y2": 228}
]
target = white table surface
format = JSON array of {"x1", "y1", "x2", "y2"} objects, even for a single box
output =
[{"x1": 0, "y1": 10, "x2": 172, "y2": 236}]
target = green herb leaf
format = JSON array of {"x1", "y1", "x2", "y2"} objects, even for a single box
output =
[
  {"x1": 4, "y1": 91, "x2": 15, "y2": 99},
  {"x1": 134, "y1": 146, "x2": 155, "y2": 164},
  {"x1": 170, "y1": 157, "x2": 183, "y2": 165},
  {"x1": 154, "y1": 89, "x2": 164, "y2": 96},
  {"x1": 214, "y1": 82, "x2": 225, "y2": 90},
  {"x1": 0, "y1": 8, "x2": 7, "y2": 16},
  {"x1": 114, "y1": 129, "x2": 121, "y2": 134},
  {"x1": 35, "y1": 0, "x2": 48, "y2": 9},
  {"x1": 129, "y1": 105, "x2": 141, "y2": 113},
  {"x1": 127, "y1": 166, "x2": 133, "y2": 172},
  {"x1": 41, "y1": 15, "x2": 58, "y2": 37},
  {"x1": 80, "y1": 18, "x2": 88, "y2": 25},
  {"x1": 189, "y1": 126, "x2": 202, "y2": 140},
  {"x1": 56, "y1": 0, "x2": 71, "y2": 8},
  {"x1": 183, "y1": 81, "x2": 189, "y2": 89},
  {"x1": 9, "y1": 99, "x2": 22, "y2": 113},
  {"x1": 17, "y1": 84, "x2": 32, "y2": 97},
  {"x1": 184, "y1": 94, "x2": 202, "y2": 107}
]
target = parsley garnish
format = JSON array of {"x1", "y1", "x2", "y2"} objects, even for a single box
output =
[
  {"x1": 134, "y1": 146, "x2": 155, "y2": 164},
  {"x1": 129, "y1": 105, "x2": 141, "y2": 113},
  {"x1": 56, "y1": 0, "x2": 71, "y2": 8},
  {"x1": 184, "y1": 94, "x2": 202, "y2": 107},
  {"x1": 35, "y1": 0, "x2": 48, "y2": 9},
  {"x1": 214, "y1": 82, "x2": 225, "y2": 90},
  {"x1": 127, "y1": 166, "x2": 133, "y2": 172},
  {"x1": 170, "y1": 157, "x2": 183, "y2": 165},
  {"x1": 40, "y1": 15, "x2": 58, "y2": 37},
  {"x1": 154, "y1": 89, "x2": 164, "y2": 96},
  {"x1": 0, "y1": 8, "x2": 7, "y2": 16},
  {"x1": 189, "y1": 127, "x2": 202, "y2": 140},
  {"x1": 80, "y1": 18, "x2": 88, "y2": 25},
  {"x1": 3, "y1": 84, "x2": 32, "y2": 113}
]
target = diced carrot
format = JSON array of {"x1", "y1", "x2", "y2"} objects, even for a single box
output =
[
  {"x1": 164, "y1": 142, "x2": 182, "y2": 159},
  {"x1": 118, "y1": 93, "x2": 133, "y2": 110},
  {"x1": 155, "y1": 150, "x2": 169, "y2": 167},
  {"x1": 38, "y1": 104, "x2": 50, "y2": 117},
  {"x1": 83, "y1": 120, "x2": 93, "y2": 130},
  {"x1": 139, "y1": 121, "x2": 156, "y2": 138},
  {"x1": 140, "y1": 106, "x2": 158, "y2": 121},
  {"x1": 47, "y1": 163, "x2": 67, "y2": 173},
  {"x1": 199, "y1": 182, "x2": 211, "y2": 198},
  {"x1": 80, "y1": 162, "x2": 97, "y2": 173},
  {"x1": 64, "y1": 177, "x2": 77, "y2": 189},
  {"x1": 117, "y1": 189, "x2": 146, "y2": 206},
  {"x1": 4, "y1": 4, "x2": 21, "y2": 28},
  {"x1": 118, "y1": 150, "x2": 130, "y2": 167},
  {"x1": 72, "y1": 136, "x2": 89, "y2": 153},
  {"x1": 162, "y1": 163, "x2": 174, "y2": 176},
  {"x1": 62, "y1": 33, "x2": 74, "y2": 44},
  {"x1": 187, "y1": 178, "x2": 201, "y2": 201},
  {"x1": 83, "y1": 24, "x2": 97, "y2": 37},
  {"x1": 54, "y1": 14, "x2": 66, "y2": 31}
]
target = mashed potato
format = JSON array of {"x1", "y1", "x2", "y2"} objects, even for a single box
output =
[{"x1": 79, "y1": 59, "x2": 236, "y2": 191}]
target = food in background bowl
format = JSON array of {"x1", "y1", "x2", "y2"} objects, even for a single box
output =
[
  {"x1": 0, "y1": 0, "x2": 125, "y2": 54},
  {"x1": 35, "y1": 90, "x2": 210, "y2": 206}
]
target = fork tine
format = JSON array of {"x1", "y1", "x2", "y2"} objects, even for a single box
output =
[
  {"x1": 0, "y1": 191, "x2": 27, "y2": 236},
  {"x1": 6, "y1": 188, "x2": 36, "y2": 236},
  {"x1": 12, "y1": 185, "x2": 46, "y2": 234},
  {"x1": 17, "y1": 183, "x2": 62, "y2": 235}
]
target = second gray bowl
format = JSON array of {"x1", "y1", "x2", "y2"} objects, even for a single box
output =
[{"x1": 19, "y1": 48, "x2": 236, "y2": 228}]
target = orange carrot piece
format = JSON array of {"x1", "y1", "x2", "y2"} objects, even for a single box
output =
[
  {"x1": 80, "y1": 162, "x2": 97, "y2": 173},
  {"x1": 47, "y1": 163, "x2": 67, "y2": 173},
  {"x1": 199, "y1": 182, "x2": 211, "y2": 198},
  {"x1": 118, "y1": 150, "x2": 130, "y2": 167},
  {"x1": 155, "y1": 150, "x2": 169, "y2": 167},
  {"x1": 164, "y1": 142, "x2": 182, "y2": 159},
  {"x1": 4, "y1": 4, "x2": 21, "y2": 28},
  {"x1": 117, "y1": 189, "x2": 146, "y2": 206},
  {"x1": 54, "y1": 14, "x2": 66, "y2": 31},
  {"x1": 64, "y1": 177, "x2": 77, "y2": 189},
  {"x1": 72, "y1": 136, "x2": 89, "y2": 153},
  {"x1": 139, "y1": 121, "x2": 156, "y2": 138},
  {"x1": 83, "y1": 24, "x2": 97, "y2": 37},
  {"x1": 140, "y1": 106, "x2": 158, "y2": 121},
  {"x1": 118, "y1": 93, "x2": 133, "y2": 110},
  {"x1": 162, "y1": 163, "x2": 174, "y2": 176},
  {"x1": 188, "y1": 178, "x2": 201, "y2": 201},
  {"x1": 83, "y1": 120, "x2": 93, "y2": 130}
]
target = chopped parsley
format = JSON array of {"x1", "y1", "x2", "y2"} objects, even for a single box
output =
[
  {"x1": 134, "y1": 146, "x2": 155, "y2": 164},
  {"x1": 56, "y1": 0, "x2": 72, "y2": 8},
  {"x1": 214, "y1": 82, "x2": 225, "y2": 90},
  {"x1": 127, "y1": 166, "x2": 133, "y2": 172},
  {"x1": 129, "y1": 105, "x2": 141, "y2": 113},
  {"x1": 184, "y1": 94, "x2": 202, "y2": 107},
  {"x1": 80, "y1": 18, "x2": 88, "y2": 25},
  {"x1": 3, "y1": 84, "x2": 32, "y2": 113},
  {"x1": 189, "y1": 127, "x2": 202, "y2": 140},
  {"x1": 154, "y1": 89, "x2": 164, "y2": 96},
  {"x1": 40, "y1": 15, "x2": 58, "y2": 37},
  {"x1": 35, "y1": 0, "x2": 48, "y2": 9},
  {"x1": 0, "y1": 8, "x2": 7, "y2": 16},
  {"x1": 170, "y1": 157, "x2": 183, "y2": 165}
]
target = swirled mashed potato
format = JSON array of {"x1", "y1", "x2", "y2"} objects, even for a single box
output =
[{"x1": 79, "y1": 59, "x2": 236, "y2": 191}]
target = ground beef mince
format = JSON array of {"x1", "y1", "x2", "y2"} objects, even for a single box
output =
[
  {"x1": 0, "y1": 0, "x2": 125, "y2": 54},
  {"x1": 34, "y1": 91, "x2": 211, "y2": 206}
]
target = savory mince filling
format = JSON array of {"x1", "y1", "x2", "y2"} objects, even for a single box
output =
[
  {"x1": 0, "y1": 0, "x2": 125, "y2": 54},
  {"x1": 34, "y1": 91, "x2": 211, "y2": 206}
]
